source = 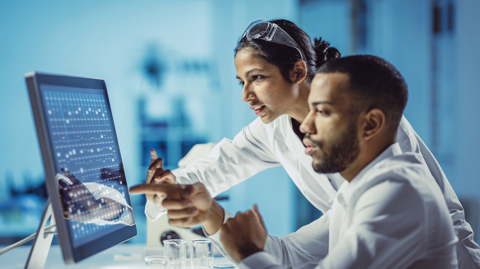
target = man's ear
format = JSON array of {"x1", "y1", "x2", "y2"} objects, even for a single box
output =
[
  {"x1": 361, "y1": 108, "x2": 386, "y2": 141},
  {"x1": 289, "y1": 60, "x2": 307, "y2": 84}
]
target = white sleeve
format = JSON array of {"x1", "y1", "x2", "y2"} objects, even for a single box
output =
[
  {"x1": 240, "y1": 252, "x2": 287, "y2": 269},
  {"x1": 175, "y1": 118, "x2": 281, "y2": 197},
  {"x1": 207, "y1": 210, "x2": 330, "y2": 268},
  {"x1": 263, "y1": 210, "x2": 330, "y2": 267},
  {"x1": 240, "y1": 252, "x2": 321, "y2": 269},
  {"x1": 317, "y1": 181, "x2": 427, "y2": 269},
  {"x1": 144, "y1": 200, "x2": 167, "y2": 221},
  {"x1": 145, "y1": 118, "x2": 281, "y2": 220}
]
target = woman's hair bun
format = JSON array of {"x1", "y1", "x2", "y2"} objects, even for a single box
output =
[{"x1": 313, "y1": 37, "x2": 341, "y2": 68}]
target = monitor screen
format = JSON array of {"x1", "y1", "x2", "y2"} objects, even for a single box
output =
[{"x1": 26, "y1": 72, "x2": 137, "y2": 264}]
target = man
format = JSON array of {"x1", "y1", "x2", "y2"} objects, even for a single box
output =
[{"x1": 131, "y1": 55, "x2": 458, "y2": 268}]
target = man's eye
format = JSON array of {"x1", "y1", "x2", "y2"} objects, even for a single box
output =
[
  {"x1": 238, "y1": 81, "x2": 244, "y2": 87},
  {"x1": 317, "y1": 110, "x2": 329, "y2": 116}
]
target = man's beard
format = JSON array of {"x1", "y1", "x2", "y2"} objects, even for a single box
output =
[{"x1": 308, "y1": 120, "x2": 360, "y2": 174}]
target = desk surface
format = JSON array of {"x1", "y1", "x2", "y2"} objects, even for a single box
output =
[{"x1": 0, "y1": 243, "x2": 236, "y2": 269}]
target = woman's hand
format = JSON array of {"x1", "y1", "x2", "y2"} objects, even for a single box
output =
[
  {"x1": 146, "y1": 148, "x2": 176, "y2": 206},
  {"x1": 130, "y1": 182, "x2": 224, "y2": 234}
]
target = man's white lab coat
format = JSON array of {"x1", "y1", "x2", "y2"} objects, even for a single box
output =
[
  {"x1": 146, "y1": 115, "x2": 480, "y2": 268},
  {"x1": 233, "y1": 143, "x2": 458, "y2": 268}
]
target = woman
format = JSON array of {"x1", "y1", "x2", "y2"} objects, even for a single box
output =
[{"x1": 144, "y1": 19, "x2": 479, "y2": 268}]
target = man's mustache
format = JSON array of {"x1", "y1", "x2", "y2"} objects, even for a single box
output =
[{"x1": 304, "y1": 134, "x2": 322, "y2": 148}]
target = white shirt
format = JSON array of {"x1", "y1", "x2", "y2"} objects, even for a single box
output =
[
  {"x1": 213, "y1": 143, "x2": 458, "y2": 268},
  {"x1": 145, "y1": 115, "x2": 480, "y2": 268}
]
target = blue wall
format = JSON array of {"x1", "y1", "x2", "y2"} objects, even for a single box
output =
[
  {"x1": 0, "y1": 0, "x2": 479, "y2": 249},
  {"x1": 455, "y1": 0, "x2": 480, "y2": 220}
]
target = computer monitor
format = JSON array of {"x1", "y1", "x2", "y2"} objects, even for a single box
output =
[{"x1": 25, "y1": 72, "x2": 137, "y2": 265}]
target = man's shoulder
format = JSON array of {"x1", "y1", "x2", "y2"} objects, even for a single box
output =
[
  {"x1": 368, "y1": 152, "x2": 429, "y2": 183},
  {"x1": 348, "y1": 152, "x2": 445, "y2": 217},
  {"x1": 360, "y1": 152, "x2": 443, "y2": 205}
]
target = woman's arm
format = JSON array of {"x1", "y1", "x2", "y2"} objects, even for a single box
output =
[
  {"x1": 145, "y1": 118, "x2": 282, "y2": 220},
  {"x1": 174, "y1": 117, "x2": 282, "y2": 196}
]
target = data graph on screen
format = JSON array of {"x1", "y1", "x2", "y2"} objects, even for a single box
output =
[
  {"x1": 44, "y1": 90, "x2": 117, "y2": 176},
  {"x1": 41, "y1": 85, "x2": 134, "y2": 247}
]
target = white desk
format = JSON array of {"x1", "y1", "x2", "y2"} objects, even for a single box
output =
[{"x1": 0, "y1": 243, "x2": 236, "y2": 269}]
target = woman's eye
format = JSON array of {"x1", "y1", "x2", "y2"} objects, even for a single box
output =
[
  {"x1": 252, "y1": 75, "x2": 263, "y2": 81},
  {"x1": 317, "y1": 110, "x2": 329, "y2": 116}
]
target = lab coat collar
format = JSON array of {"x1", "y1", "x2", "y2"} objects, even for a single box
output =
[
  {"x1": 336, "y1": 142, "x2": 402, "y2": 209},
  {"x1": 284, "y1": 115, "x2": 314, "y2": 191},
  {"x1": 284, "y1": 116, "x2": 309, "y2": 161}
]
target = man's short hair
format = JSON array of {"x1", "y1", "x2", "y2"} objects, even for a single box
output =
[{"x1": 316, "y1": 55, "x2": 408, "y2": 134}]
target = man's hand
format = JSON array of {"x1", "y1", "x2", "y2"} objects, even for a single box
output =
[
  {"x1": 146, "y1": 149, "x2": 176, "y2": 206},
  {"x1": 220, "y1": 204, "x2": 267, "y2": 263},
  {"x1": 129, "y1": 182, "x2": 224, "y2": 234}
]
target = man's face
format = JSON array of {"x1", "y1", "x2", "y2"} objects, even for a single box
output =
[{"x1": 300, "y1": 73, "x2": 360, "y2": 174}]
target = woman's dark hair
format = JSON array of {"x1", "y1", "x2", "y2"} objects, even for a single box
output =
[{"x1": 235, "y1": 19, "x2": 341, "y2": 83}]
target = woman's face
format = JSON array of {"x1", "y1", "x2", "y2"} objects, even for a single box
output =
[{"x1": 235, "y1": 48, "x2": 301, "y2": 124}]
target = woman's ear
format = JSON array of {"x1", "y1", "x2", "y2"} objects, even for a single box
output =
[
  {"x1": 361, "y1": 108, "x2": 386, "y2": 141},
  {"x1": 290, "y1": 60, "x2": 307, "y2": 84}
]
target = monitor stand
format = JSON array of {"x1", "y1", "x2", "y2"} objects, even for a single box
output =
[{"x1": 25, "y1": 198, "x2": 56, "y2": 269}]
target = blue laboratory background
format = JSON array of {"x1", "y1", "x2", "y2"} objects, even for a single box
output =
[{"x1": 0, "y1": 0, "x2": 478, "y2": 250}]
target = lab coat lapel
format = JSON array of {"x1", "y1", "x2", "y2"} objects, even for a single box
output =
[
  {"x1": 284, "y1": 117, "x2": 337, "y2": 200},
  {"x1": 284, "y1": 117, "x2": 314, "y2": 177}
]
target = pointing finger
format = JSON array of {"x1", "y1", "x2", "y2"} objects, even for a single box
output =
[{"x1": 129, "y1": 183, "x2": 184, "y2": 199}]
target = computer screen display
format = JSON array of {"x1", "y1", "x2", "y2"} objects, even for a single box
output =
[{"x1": 26, "y1": 73, "x2": 137, "y2": 264}]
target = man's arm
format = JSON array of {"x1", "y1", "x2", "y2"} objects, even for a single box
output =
[
  {"x1": 220, "y1": 207, "x2": 330, "y2": 269},
  {"x1": 263, "y1": 210, "x2": 330, "y2": 266},
  {"x1": 173, "y1": 118, "x2": 282, "y2": 197}
]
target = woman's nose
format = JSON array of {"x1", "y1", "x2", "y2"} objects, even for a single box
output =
[{"x1": 242, "y1": 84, "x2": 254, "y2": 103}]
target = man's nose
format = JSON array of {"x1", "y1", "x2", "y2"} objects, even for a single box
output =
[{"x1": 300, "y1": 111, "x2": 315, "y2": 134}]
